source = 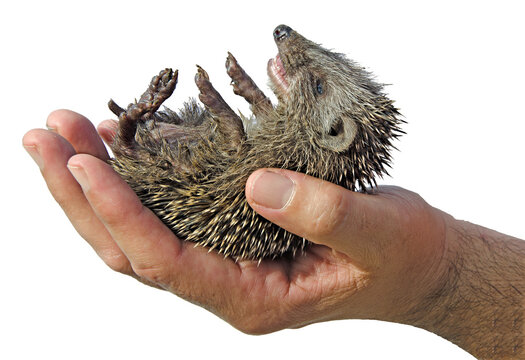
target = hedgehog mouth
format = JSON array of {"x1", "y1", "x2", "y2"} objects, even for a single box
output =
[{"x1": 268, "y1": 54, "x2": 289, "y2": 96}]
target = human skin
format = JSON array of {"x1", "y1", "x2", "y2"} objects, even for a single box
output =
[{"x1": 23, "y1": 109, "x2": 524, "y2": 359}]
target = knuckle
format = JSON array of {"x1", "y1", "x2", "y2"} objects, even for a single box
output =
[
  {"x1": 97, "y1": 196, "x2": 145, "y2": 232},
  {"x1": 132, "y1": 264, "x2": 168, "y2": 286},
  {"x1": 102, "y1": 252, "x2": 133, "y2": 274},
  {"x1": 51, "y1": 189, "x2": 74, "y2": 211},
  {"x1": 308, "y1": 184, "x2": 350, "y2": 238}
]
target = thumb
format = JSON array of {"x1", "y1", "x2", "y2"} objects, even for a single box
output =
[{"x1": 245, "y1": 169, "x2": 398, "y2": 268}]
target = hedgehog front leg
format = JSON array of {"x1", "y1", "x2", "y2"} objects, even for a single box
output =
[
  {"x1": 226, "y1": 52, "x2": 273, "y2": 114},
  {"x1": 195, "y1": 66, "x2": 245, "y2": 147},
  {"x1": 108, "y1": 68, "x2": 178, "y2": 150}
]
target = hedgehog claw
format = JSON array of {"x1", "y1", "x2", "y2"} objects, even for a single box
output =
[{"x1": 108, "y1": 99, "x2": 125, "y2": 117}]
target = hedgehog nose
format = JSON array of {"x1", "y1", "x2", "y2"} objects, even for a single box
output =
[{"x1": 274, "y1": 25, "x2": 293, "y2": 42}]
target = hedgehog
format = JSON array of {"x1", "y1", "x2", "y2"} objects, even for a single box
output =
[{"x1": 107, "y1": 25, "x2": 403, "y2": 261}]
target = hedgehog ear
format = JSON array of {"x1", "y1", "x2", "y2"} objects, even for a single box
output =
[{"x1": 318, "y1": 115, "x2": 358, "y2": 152}]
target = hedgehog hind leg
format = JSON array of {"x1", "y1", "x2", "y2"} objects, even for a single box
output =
[
  {"x1": 194, "y1": 65, "x2": 245, "y2": 148},
  {"x1": 226, "y1": 52, "x2": 273, "y2": 114},
  {"x1": 108, "y1": 68, "x2": 178, "y2": 151}
]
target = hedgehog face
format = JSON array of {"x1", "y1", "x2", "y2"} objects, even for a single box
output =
[{"x1": 268, "y1": 25, "x2": 390, "y2": 154}]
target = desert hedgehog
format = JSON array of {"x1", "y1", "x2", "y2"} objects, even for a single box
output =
[{"x1": 108, "y1": 25, "x2": 403, "y2": 261}]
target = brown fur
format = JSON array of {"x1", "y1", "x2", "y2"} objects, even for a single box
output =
[{"x1": 108, "y1": 25, "x2": 404, "y2": 260}]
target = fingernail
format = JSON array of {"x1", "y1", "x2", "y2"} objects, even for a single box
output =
[
  {"x1": 250, "y1": 171, "x2": 295, "y2": 209},
  {"x1": 67, "y1": 164, "x2": 90, "y2": 192},
  {"x1": 24, "y1": 145, "x2": 44, "y2": 170}
]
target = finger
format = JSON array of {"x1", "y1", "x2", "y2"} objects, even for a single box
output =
[
  {"x1": 22, "y1": 129, "x2": 131, "y2": 273},
  {"x1": 97, "y1": 119, "x2": 118, "y2": 146},
  {"x1": 66, "y1": 154, "x2": 251, "y2": 298},
  {"x1": 46, "y1": 109, "x2": 110, "y2": 160},
  {"x1": 67, "y1": 154, "x2": 190, "y2": 285},
  {"x1": 245, "y1": 169, "x2": 401, "y2": 268}
]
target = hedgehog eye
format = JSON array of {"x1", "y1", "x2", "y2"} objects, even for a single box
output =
[{"x1": 315, "y1": 79, "x2": 324, "y2": 95}]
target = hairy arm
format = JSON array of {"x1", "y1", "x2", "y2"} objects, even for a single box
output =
[{"x1": 413, "y1": 220, "x2": 525, "y2": 359}]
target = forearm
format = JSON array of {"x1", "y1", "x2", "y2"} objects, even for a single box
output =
[{"x1": 416, "y1": 218, "x2": 525, "y2": 359}]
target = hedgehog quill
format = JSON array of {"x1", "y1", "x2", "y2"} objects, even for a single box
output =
[{"x1": 108, "y1": 25, "x2": 404, "y2": 261}]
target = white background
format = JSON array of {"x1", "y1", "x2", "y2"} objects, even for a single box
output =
[{"x1": 2, "y1": 0, "x2": 524, "y2": 359}]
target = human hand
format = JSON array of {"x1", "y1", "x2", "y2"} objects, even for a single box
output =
[
  {"x1": 26, "y1": 110, "x2": 524, "y2": 359},
  {"x1": 22, "y1": 109, "x2": 451, "y2": 334},
  {"x1": 251, "y1": 162, "x2": 524, "y2": 360}
]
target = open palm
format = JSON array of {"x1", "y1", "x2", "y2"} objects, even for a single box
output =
[{"x1": 23, "y1": 109, "x2": 449, "y2": 334}]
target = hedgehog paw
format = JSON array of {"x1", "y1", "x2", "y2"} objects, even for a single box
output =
[
  {"x1": 226, "y1": 52, "x2": 272, "y2": 112},
  {"x1": 108, "y1": 68, "x2": 178, "y2": 147}
]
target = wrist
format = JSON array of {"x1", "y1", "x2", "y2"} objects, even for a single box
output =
[{"x1": 410, "y1": 217, "x2": 525, "y2": 358}]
